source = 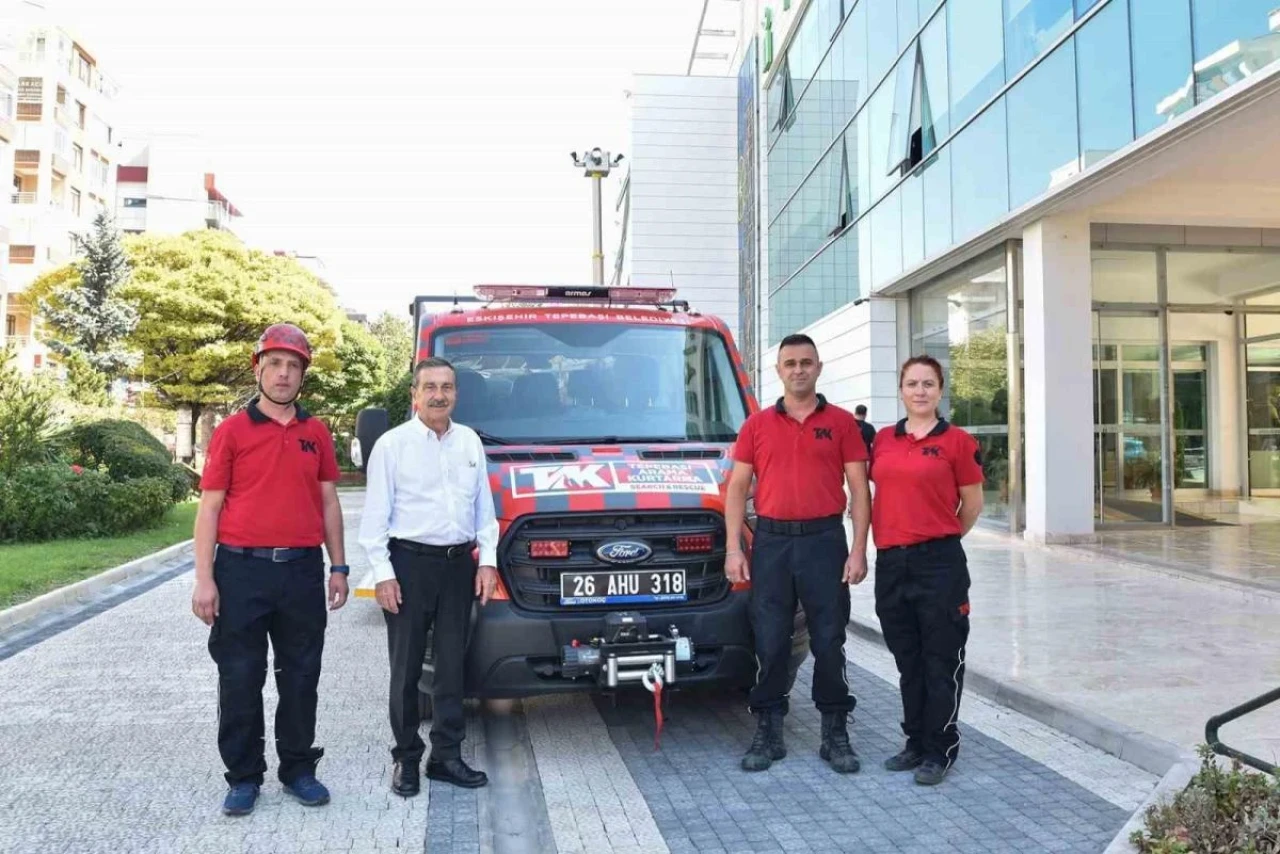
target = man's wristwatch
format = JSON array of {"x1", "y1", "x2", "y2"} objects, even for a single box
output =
[{"x1": 329, "y1": 564, "x2": 350, "y2": 575}]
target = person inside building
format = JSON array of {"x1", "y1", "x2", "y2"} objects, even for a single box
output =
[
  {"x1": 854, "y1": 404, "x2": 876, "y2": 454},
  {"x1": 724, "y1": 333, "x2": 872, "y2": 774},
  {"x1": 192, "y1": 322, "x2": 349, "y2": 817},
  {"x1": 359, "y1": 356, "x2": 500, "y2": 796},
  {"x1": 870, "y1": 355, "x2": 984, "y2": 786}
]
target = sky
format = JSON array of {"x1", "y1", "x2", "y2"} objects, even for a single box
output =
[{"x1": 22, "y1": 0, "x2": 705, "y2": 319}]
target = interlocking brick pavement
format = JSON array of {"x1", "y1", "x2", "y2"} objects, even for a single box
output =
[
  {"x1": 588, "y1": 635, "x2": 1154, "y2": 854},
  {"x1": 0, "y1": 494, "x2": 431, "y2": 854}
]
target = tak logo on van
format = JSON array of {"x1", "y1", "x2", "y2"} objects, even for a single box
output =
[{"x1": 513, "y1": 464, "x2": 614, "y2": 496}]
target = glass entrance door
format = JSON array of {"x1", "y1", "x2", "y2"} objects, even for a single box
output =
[
  {"x1": 1093, "y1": 313, "x2": 1169, "y2": 524},
  {"x1": 1245, "y1": 320, "x2": 1280, "y2": 496}
]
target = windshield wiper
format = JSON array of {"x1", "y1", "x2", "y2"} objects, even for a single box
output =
[{"x1": 473, "y1": 429, "x2": 513, "y2": 446}]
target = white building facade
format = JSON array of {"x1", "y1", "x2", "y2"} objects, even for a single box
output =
[
  {"x1": 114, "y1": 142, "x2": 241, "y2": 236},
  {"x1": 660, "y1": 0, "x2": 1280, "y2": 541},
  {"x1": 1, "y1": 7, "x2": 118, "y2": 373}
]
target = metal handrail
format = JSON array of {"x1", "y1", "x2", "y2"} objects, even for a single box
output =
[{"x1": 1205, "y1": 686, "x2": 1280, "y2": 775}]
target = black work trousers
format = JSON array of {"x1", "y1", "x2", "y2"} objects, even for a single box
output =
[
  {"x1": 207, "y1": 547, "x2": 327, "y2": 786},
  {"x1": 874, "y1": 535, "x2": 970, "y2": 768},
  {"x1": 747, "y1": 517, "x2": 854, "y2": 715},
  {"x1": 385, "y1": 541, "x2": 477, "y2": 765}
]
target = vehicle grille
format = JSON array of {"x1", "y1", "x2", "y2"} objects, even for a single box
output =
[{"x1": 500, "y1": 511, "x2": 728, "y2": 612}]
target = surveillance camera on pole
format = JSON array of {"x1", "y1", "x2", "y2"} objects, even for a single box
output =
[{"x1": 571, "y1": 147, "x2": 625, "y2": 285}]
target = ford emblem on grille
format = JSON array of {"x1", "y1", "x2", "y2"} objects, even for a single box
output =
[{"x1": 595, "y1": 540, "x2": 652, "y2": 565}]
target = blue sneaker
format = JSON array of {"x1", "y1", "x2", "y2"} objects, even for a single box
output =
[
  {"x1": 222, "y1": 783, "x2": 260, "y2": 816},
  {"x1": 283, "y1": 775, "x2": 330, "y2": 806}
]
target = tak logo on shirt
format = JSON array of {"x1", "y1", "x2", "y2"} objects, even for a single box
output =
[
  {"x1": 921, "y1": 446, "x2": 941, "y2": 458},
  {"x1": 298, "y1": 439, "x2": 318, "y2": 455},
  {"x1": 813, "y1": 427, "x2": 833, "y2": 441}
]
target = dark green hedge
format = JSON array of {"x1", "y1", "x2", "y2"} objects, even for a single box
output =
[
  {"x1": 0, "y1": 464, "x2": 173, "y2": 542},
  {"x1": 58, "y1": 419, "x2": 192, "y2": 502}
]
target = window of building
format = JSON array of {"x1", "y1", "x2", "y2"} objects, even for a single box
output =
[
  {"x1": 1191, "y1": 0, "x2": 1280, "y2": 102},
  {"x1": 70, "y1": 188, "x2": 80, "y2": 216},
  {"x1": 75, "y1": 100, "x2": 85, "y2": 129},
  {"x1": 871, "y1": 186, "x2": 904, "y2": 287},
  {"x1": 910, "y1": 248, "x2": 1012, "y2": 521},
  {"x1": 9, "y1": 245, "x2": 36, "y2": 264},
  {"x1": 922, "y1": 146, "x2": 952, "y2": 257},
  {"x1": 1130, "y1": 0, "x2": 1193, "y2": 135},
  {"x1": 950, "y1": 97, "x2": 1008, "y2": 241},
  {"x1": 866, "y1": 0, "x2": 899, "y2": 85},
  {"x1": 947, "y1": 0, "x2": 1005, "y2": 127},
  {"x1": 5, "y1": 315, "x2": 15, "y2": 337},
  {"x1": 1003, "y1": 0, "x2": 1073, "y2": 78},
  {"x1": 831, "y1": 136, "x2": 854, "y2": 235},
  {"x1": 1007, "y1": 39, "x2": 1079, "y2": 209},
  {"x1": 1076, "y1": 0, "x2": 1134, "y2": 169}
]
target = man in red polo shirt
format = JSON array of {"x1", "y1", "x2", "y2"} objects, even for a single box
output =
[
  {"x1": 725, "y1": 333, "x2": 871, "y2": 774},
  {"x1": 191, "y1": 323, "x2": 349, "y2": 817}
]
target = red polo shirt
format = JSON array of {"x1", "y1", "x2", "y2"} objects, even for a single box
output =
[
  {"x1": 870, "y1": 418, "x2": 984, "y2": 549},
  {"x1": 199, "y1": 399, "x2": 340, "y2": 547},
  {"x1": 731, "y1": 394, "x2": 868, "y2": 520}
]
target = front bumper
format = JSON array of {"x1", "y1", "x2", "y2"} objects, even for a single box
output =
[{"x1": 462, "y1": 590, "x2": 756, "y2": 698}]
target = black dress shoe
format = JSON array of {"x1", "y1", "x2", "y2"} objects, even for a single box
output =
[
  {"x1": 391, "y1": 761, "x2": 420, "y2": 797},
  {"x1": 426, "y1": 756, "x2": 488, "y2": 789}
]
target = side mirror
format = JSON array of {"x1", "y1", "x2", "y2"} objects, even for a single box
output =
[{"x1": 354, "y1": 408, "x2": 391, "y2": 472}]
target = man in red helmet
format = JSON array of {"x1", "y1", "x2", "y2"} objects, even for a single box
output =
[{"x1": 192, "y1": 322, "x2": 350, "y2": 816}]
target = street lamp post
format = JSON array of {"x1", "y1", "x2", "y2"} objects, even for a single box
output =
[{"x1": 571, "y1": 148, "x2": 624, "y2": 285}]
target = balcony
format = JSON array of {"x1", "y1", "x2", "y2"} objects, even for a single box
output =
[
  {"x1": 3, "y1": 336, "x2": 32, "y2": 351},
  {"x1": 206, "y1": 200, "x2": 234, "y2": 230},
  {"x1": 11, "y1": 192, "x2": 37, "y2": 205}
]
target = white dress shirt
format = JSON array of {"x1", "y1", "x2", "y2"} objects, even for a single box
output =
[{"x1": 358, "y1": 417, "x2": 499, "y2": 585}]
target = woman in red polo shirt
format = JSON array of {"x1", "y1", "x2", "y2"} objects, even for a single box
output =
[{"x1": 870, "y1": 354, "x2": 984, "y2": 787}]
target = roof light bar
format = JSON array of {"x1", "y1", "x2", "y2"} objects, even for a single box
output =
[{"x1": 474, "y1": 285, "x2": 679, "y2": 304}]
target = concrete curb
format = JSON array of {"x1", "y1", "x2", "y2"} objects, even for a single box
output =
[
  {"x1": 1102, "y1": 757, "x2": 1200, "y2": 854},
  {"x1": 0, "y1": 539, "x2": 195, "y2": 633},
  {"x1": 845, "y1": 618, "x2": 1192, "y2": 776}
]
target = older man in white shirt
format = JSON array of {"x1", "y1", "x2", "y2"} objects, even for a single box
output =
[{"x1": 358, "y1": 356, "x2": 499, "y2": 796}]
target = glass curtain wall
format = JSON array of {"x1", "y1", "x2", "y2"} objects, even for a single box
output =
[
  {"x1": 910, "y1": 248, "x2": 1016, "y2": 523},
  {"x1": 765, "y1": 0, "x2": 1280, "y2": 346}
]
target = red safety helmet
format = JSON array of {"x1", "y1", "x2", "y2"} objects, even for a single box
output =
[{"x1": 252, "y1": 323, "x2": 312, "y2": 368}]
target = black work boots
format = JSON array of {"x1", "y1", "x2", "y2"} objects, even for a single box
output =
[
  {"x1": 741, "y1": 709, "x2": 787, "y2": 771},
  {"x1": 819, "y1": 711, "x2": 861, "y2": 774}
]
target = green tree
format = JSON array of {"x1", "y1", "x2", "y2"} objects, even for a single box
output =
[
  {"x1": 33, "y1": 230, "x2": 343, "y2": 459},
  {"x1": 308, "y1": 320, "x2": 387, "y2": 426},
  {"x1": 369, "y1": 310, "x2": 414, "y2": 382},
  {"x1": 36, "y1": 212, "x2": 139, "y2": 386},
  {"x1": 0, "y1": 349, "x2": 62, "y2": 476}
]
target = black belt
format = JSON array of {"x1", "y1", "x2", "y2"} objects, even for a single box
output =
[
  {"x1": 755, "y1": 515, "x2": 844, "y2": 536},
  {"x1": 219, "y1": 545, "x2": 322, "y2": 563},
  {"x1": 390, "y1": 538, "x2": 475, "y2": 560}
]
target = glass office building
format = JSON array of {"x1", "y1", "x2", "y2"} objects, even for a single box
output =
[{"x1": 748, "y1": 0, "x2": 1280, "y2": 537}]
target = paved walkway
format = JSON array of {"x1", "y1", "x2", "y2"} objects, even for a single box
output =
[
  {"x1": 0, "y1": 493, "x2": 1159, "y2": 853},
  {"x1": 853, "y1": 525, "x2": 1280, "y2": 769}
]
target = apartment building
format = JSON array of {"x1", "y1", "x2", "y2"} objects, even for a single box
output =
[
  {"x1": 0, "y1": 57, "x2": 17, "y2": 354},
  {"x1": 3, "y1": 11, "x2": 118, "y2": 373},
  {"x1": 114, "y1": 142, "x2": 242, "y2": 236}
]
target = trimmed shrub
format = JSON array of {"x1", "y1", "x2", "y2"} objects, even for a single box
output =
[
  {"x1": 0, "y1": 464, "x2": 172, "y2": 542},
  {"x1": 58, "y1": 419, "x2": 172, "y2": 481}
]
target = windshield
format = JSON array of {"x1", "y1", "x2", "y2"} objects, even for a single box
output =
[{"x1": 431, "y1": 322, "x2": 750, "y2": 443}]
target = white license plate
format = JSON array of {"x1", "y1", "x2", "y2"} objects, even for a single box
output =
[{"x1": 559, "y1": 569, "x2": 688, "y2": 606}]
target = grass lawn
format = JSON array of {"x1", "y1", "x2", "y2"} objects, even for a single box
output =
[{"x1": 0, "y1": 501, "x2": 199, "y2": 610}]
